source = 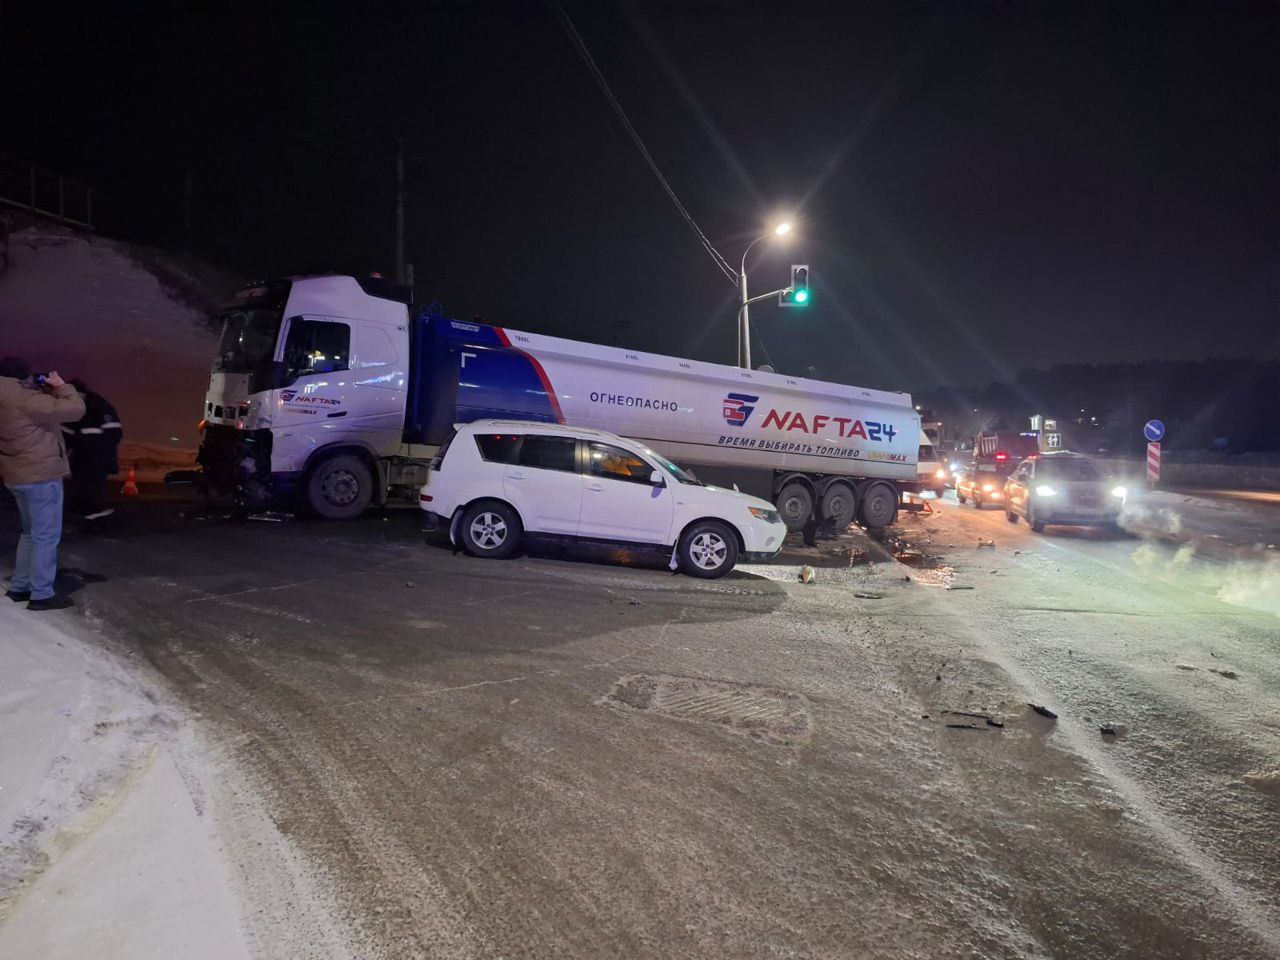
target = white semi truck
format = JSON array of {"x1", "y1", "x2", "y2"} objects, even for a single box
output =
[{"x1": 193, "y1": 274, "x2": 921, "y2": 531}]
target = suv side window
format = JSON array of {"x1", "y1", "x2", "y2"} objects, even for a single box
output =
[
  {"x1": 474, "y1": 434, "x2": 521, "y2": 464},
  {"x1": 518, "y1": 435, "x2": 576, "y2": 472},
  {"x1": 588, "y1": 442, "x2": 654, "y2": 484}
]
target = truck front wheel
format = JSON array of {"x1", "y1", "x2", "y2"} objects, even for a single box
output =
[
  {"x1": 857, "y1": 482, "x2": 898, "y2": 529},
  {"x1": 775, "y1": 482, "x2": 814, "y2": 533},
  {"x1": 677, "y1": 520, "x2": 739, "y2": 579},
  {"x1": 307, "y1": 454, "x2": 374, "y2": 520}
]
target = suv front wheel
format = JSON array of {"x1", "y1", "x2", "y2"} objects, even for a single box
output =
[
  {"x1": 677, "y1": 521, "x2": 739, "y2": 579},
  {"x1": 459, "y1": 502, "x2": 522, "y2": 559}
]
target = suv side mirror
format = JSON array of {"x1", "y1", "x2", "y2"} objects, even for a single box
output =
[{"x1": 649, "y1": 469, "x2": 665, "y2": 486}]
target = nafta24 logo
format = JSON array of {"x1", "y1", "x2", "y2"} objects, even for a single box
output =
[{"x1": 722, "y1": 393, "x2": 897, "y2": 441}]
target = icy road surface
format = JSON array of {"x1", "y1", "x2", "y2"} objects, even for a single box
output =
[{"x1": 1, "y1": 489, "x2": 1278, "y2": 959}]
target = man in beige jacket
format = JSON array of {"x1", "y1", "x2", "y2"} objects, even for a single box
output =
[{"x1": 0, "y1": 356, "x2": 86, "y2": 610}]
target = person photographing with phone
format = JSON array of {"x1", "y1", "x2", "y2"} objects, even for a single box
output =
[{"x1": 0, "y1": 356, "x2": 85, "y2": 610}]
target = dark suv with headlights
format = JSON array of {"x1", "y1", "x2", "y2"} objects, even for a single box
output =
[{"x1": 1003, "y1": 453, "x2": 1128, "y2": 532}]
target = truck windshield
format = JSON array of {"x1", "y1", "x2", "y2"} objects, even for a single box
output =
[{"x1": 214, "y1": 308, "x2": 282, "y2": 374}]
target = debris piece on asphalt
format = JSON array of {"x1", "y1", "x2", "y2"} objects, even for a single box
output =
[
  {"x1": 404, "y1": 580, "x2": 416, "y2": 588},
  {"x1": 1243, "y1": 769, "x2": 1280, "y2": 793},
  {"x1": 977, "y1": 539, "x2": 995, "y2": 548},
  {"x1": 921, "y1": 714, "x2": 930, "y2": 720},
  {"x1": 1209, "y1": 668, "x2": 1238, "y2": 679},
  {"x1": 1013, "y1": 550, "x2": 1022, "y2": 555},
  {"x1": 1175, "y1": 663, "x2": 1198, "y2": 672},
  {"x1": 945, "y1": 723, "x2": 985, "y2": 731},
  {"x1": 935, "y1": 674, "x2": 942, "y2": 682},
  {"x1": 1028, "y1": 703, "x2": 1058, "y2": 719},
  {"x1": 946, "y1": 584, "x2": 974, "y2": 591},
  {"x1": 1100, "y1": 724, "x2": 1128, "y2": 738},
  {"x1": 799, "y1": 565, "x2": 816, "y2": 584},
  {"x1": 247, "y1": 511, "x2": 291, "y2": 523},
  {"x1": 854, "y1": 592, "x2": 883, "y2": 600},
  {"x1": 895, "y1": 550, "x2": 926, "y2": 566},
  {"x1": 943, "y1": 710, "x2": 994, "y2": 721},
  {"x1": 985, "y1": 718, "x2": 1005, "y2": 728}
]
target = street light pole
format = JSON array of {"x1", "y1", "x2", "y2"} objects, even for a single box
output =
[{"x1": 737, "y1": 223, "x2": 791, "y2": 369}]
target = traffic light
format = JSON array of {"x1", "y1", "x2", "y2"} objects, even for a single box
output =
[{"x1": 779, "y1": 264, "x2": 810, "y2": 307}]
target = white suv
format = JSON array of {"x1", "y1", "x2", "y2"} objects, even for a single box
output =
[{"x1": 420, "y1": 420, "x2": 787, "y2": 578}]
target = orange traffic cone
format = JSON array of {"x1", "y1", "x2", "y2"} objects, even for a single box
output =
[{"x1": 121, "y1": 465, "x2": 139, "y2": 497}]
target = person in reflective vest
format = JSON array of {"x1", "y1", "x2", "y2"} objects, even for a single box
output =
[{"x1": 65, "y1": 379, "x2": 123, "y2": 522}]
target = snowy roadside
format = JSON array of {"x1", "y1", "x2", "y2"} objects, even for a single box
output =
[
  {"x1": 1120, "y1": 488, "x2": 1279, "y2": 553},
  {"x1": 0, "y1": 602, "x2": 248, "y2": 959}
]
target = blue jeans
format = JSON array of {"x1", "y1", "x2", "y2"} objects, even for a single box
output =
[{"x1": 7, "y1": 479, "x2": 64, "y2": 600}]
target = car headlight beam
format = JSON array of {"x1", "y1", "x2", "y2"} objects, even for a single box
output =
[
  {"x1": 1111, "y1": 485, "x2": 1127, "y2": 498},
  {"x1": 1036, "y1": 484, "x2": 1058, "y2": 496}
]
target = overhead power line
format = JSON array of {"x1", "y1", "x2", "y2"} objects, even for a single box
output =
[{"x1": 550, "y1": 1, "x2": 738, "y2": 285}]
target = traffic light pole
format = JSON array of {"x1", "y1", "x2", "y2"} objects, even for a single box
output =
[{"x1": 737, "y1": 288, "x2": 788, "y2": 369}]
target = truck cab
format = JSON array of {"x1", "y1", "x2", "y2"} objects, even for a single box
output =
[{"x1": 199, "y1": 275, "x2": 419, "y2": 516}]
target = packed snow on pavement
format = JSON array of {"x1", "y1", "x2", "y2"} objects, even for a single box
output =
[{"x1": 0, "y1": 600, "x2": 353, "y2": 960}]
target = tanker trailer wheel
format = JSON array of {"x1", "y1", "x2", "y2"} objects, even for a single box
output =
[
  {"x1": 307, "y1": 454, "x2": 374, "y2": 520},
  {"x1": 775, "y1": 482, "x2": 814, "y2": 533},
  {"x1": 857, "y1": 482, "x2": 898, "y2": 530},
  {"x1": 820, "y1": 482, "x2": 858, "y2": 529}
]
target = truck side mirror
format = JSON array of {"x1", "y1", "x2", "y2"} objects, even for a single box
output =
[{"x1": 650, "y1": 469, "x2": 665, "y2": 486}]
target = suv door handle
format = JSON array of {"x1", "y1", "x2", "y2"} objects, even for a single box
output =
[
  {"x1": 506, "y1": 471, "x2": 525, "y2": 480},
  {"x1": 586, "y1": 482, "x2": 605, "y2": 492}
]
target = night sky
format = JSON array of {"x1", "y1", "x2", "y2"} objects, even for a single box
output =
[{"x1": 5, "y1": 1, "x2": 1278, "y2": 392}]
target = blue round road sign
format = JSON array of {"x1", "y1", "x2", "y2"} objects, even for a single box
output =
[{"x1": 1144, "y1": 419, "x2": 1166, "y2": 442}]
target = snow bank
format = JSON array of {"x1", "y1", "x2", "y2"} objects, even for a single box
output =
[
  {"x1": 1129, "y1": 542, "x2": 1280, "y2": 619},
  {"x1": 0, "y1": 603, "x2": 247, "y2": 959},
  {"x1": 0, "y1": 229, "x2": 221, "y2": 472},
  {"x1": 1215, "y1": 553, "x2": 1280, "y2": 618}
]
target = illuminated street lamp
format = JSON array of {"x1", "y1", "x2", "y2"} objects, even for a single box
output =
[{"x1": 738, "y1": 222, "x2": 792, "y2": 369}]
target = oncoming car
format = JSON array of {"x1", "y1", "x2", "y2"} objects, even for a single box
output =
[
  {"x1": 954, "y1": 458, "x2": 1013, "y2": 508},
  {"x1": 420, "y1": 420, "x2": 787, "y2": 578},
  {"x1": 1003, "y1": 452, "x2": 1127, "y2": 533}
]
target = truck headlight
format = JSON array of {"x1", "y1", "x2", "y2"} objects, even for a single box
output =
[
  {"x1": 749, "y1": 506, "x2": 781, "y2": 524},
  {"x1": 1110, "y1": 485, "x2": 1127, "y2": 498},
  {"x1": 981, "y1": 483, "x2": 994, "y2": 492},
  {"x1": 935, "y1": 468, "x2": 946, "y2": 479},
  {"x1": 1036, "y1": 485, "x2": 1058, "y2": 496}
]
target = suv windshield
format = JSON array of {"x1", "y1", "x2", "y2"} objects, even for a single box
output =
[
  {"x1": 644, "y1": 447, "x2": 702, "y2": 485},
  {"x1": 1038, "y1": 458, "x2": 1100, "y2": 481}
]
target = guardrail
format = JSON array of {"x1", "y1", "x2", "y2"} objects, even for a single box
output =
[{"x1": 0, "y1": 156, "x2": 93, "y2": 230}]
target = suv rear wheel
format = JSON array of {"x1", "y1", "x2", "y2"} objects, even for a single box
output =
[
  {"x1": 677, "y1": 521, "x2": 738, "y2": 579},
  {"x1": 460, "y1": 502, "x2": 522, "y2": 559}
]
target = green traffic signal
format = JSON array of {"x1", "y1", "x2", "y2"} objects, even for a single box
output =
[{"x1": 778, "y1": 265, "x2": 811, "y2": 308}]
